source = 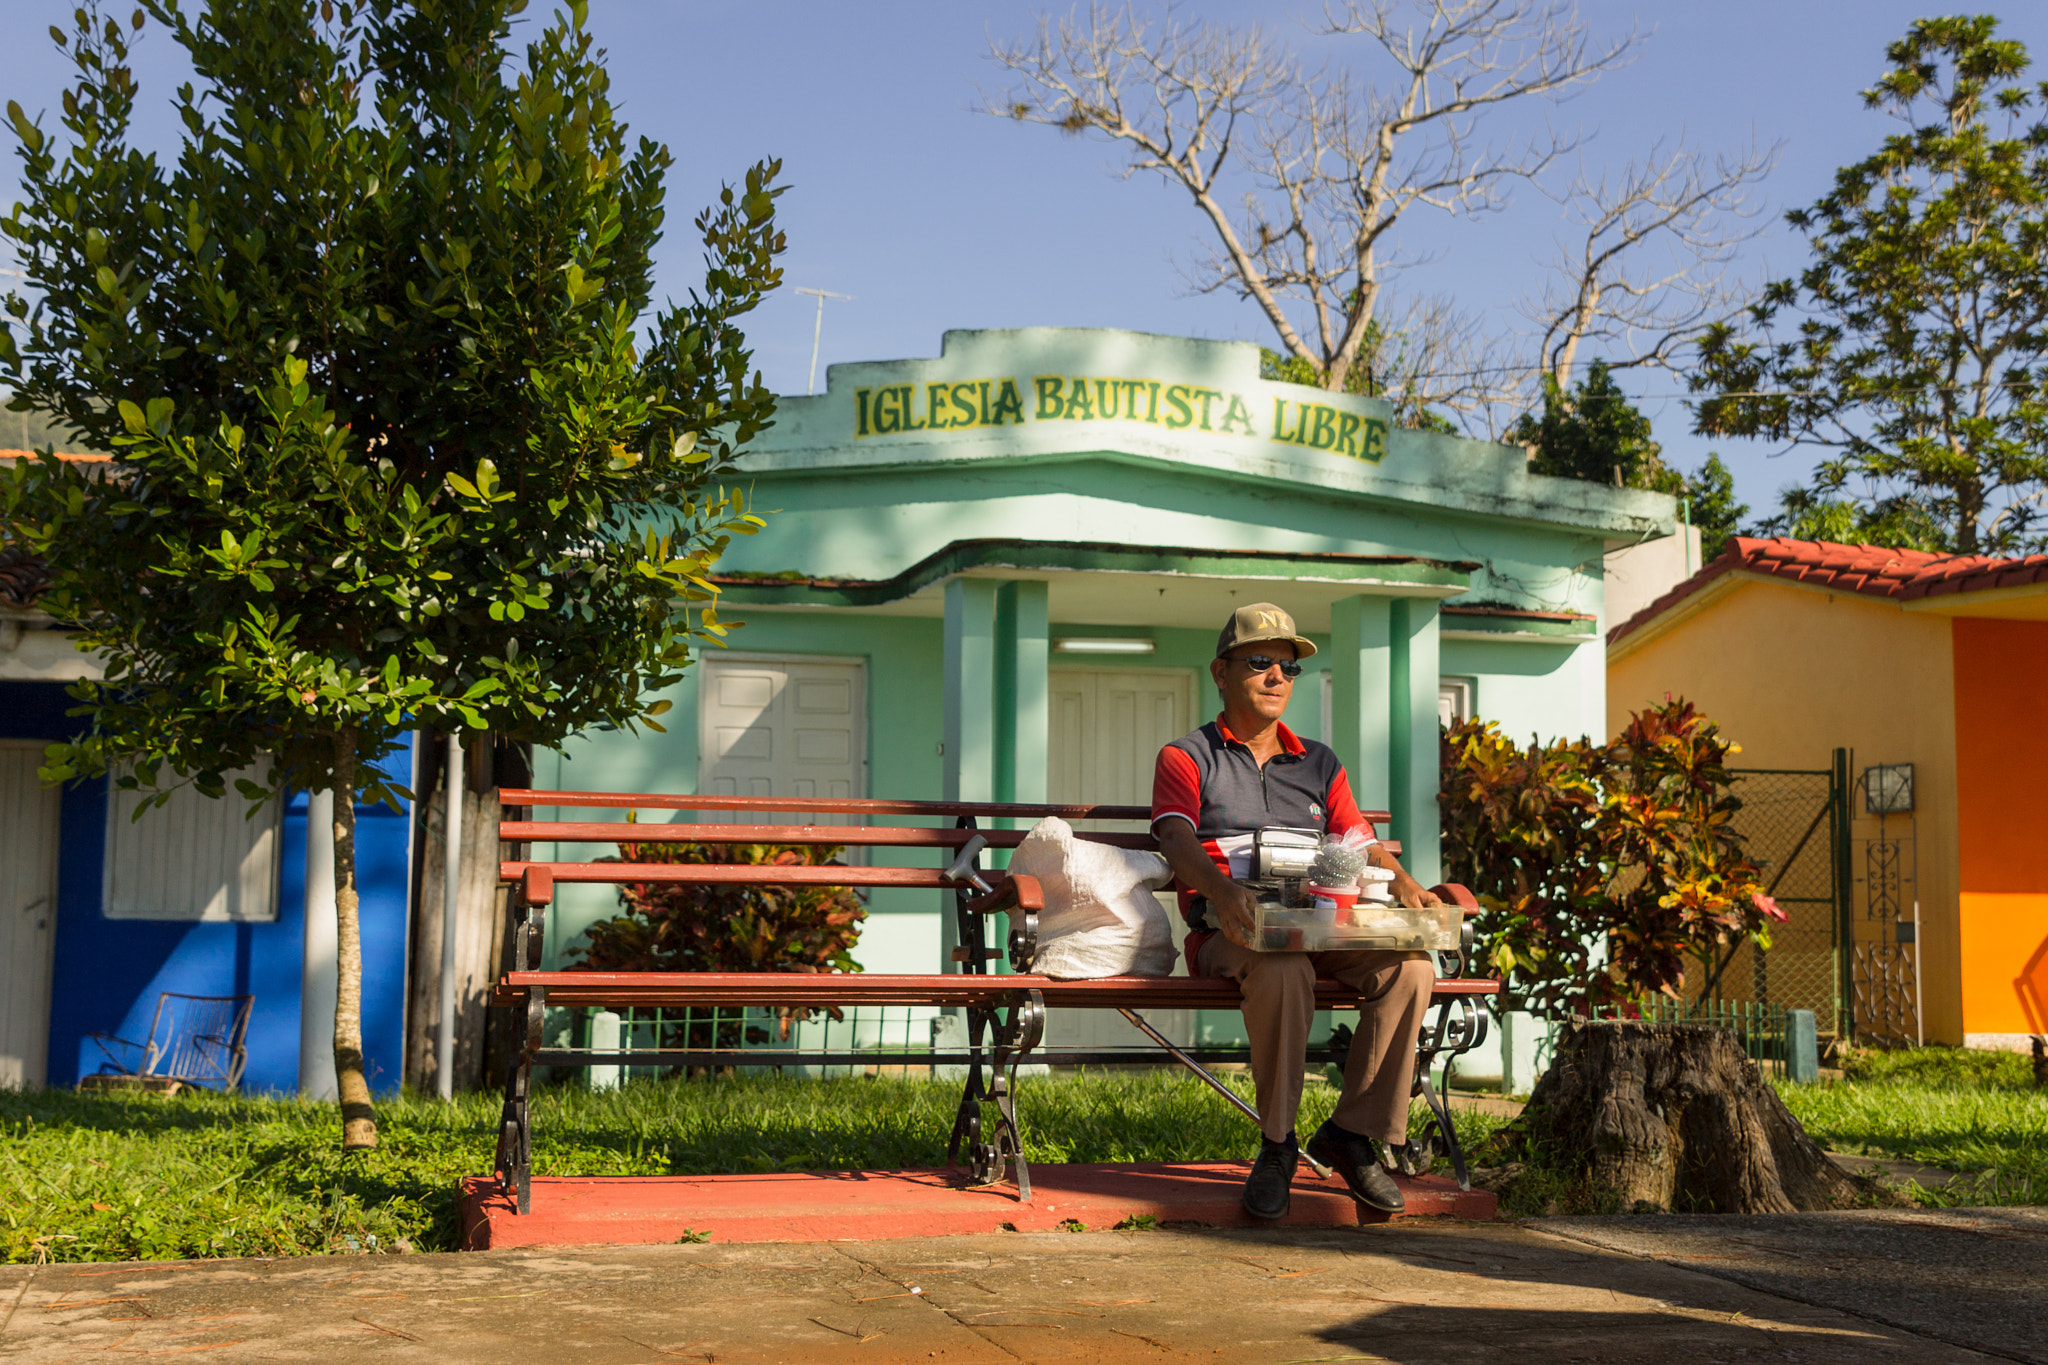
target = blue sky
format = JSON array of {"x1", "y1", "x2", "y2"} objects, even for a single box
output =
[{"x1": 8, "y1": 1, "x2": 2047, "y2": 520}]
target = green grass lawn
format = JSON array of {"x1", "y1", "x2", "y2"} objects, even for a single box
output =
[
  {"x1": 8, "y1": 1047, "x2": 2041, "y2": 1264},
  {"x1": 1775, "y1": 1046, "x2": 2048, "y2": 1206},
  {"x1": 0, "y1": 1070, "x2": 1497, "y2": 1264}
]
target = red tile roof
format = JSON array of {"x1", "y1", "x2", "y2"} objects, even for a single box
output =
[{"x1": 1609, "y1": 536, "x2": 2048, "y2": 645}]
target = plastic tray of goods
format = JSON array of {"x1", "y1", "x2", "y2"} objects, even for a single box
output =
[{"x1": 1252, "y1": 898, "x2": 1463, "y2": 953}]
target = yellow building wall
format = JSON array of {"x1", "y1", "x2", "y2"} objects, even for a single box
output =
[{"x1": 1608, "y1": 577, "x2": 1963, "y2": 1044}]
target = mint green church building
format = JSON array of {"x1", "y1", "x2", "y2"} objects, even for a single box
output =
[{"x1": 530, "y1": 328, "x2": 1672, "y2": 1070}]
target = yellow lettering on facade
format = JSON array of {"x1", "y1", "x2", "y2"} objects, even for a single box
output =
[
  {"x1": 1360, "y1": 417, "x2": 1387, "y2": 462},
  {"x1": 1064, "y1": 377, "x2": 1096, "y2": 421},
  {"x1": 991, "y1": 379, "x2": 1025, "y2": 426},
  {"x1": 1163, "y1": 384, "x2": 1193, "y2": 429},
  {"x1": 1034, "y1": 376, "x2": 1066, "y2": 420},
  {"x1": 849, "y1": 372, "x2": 1388, "y2": 455},
  {"x1": 1221, "y1": 393, "x2": 1255, "y2": 436},
  {"x1": 1308, "y1": 405, "x2": 1337, "y2": 449},
  {"x1": 1336, "y1": 411, "x2": 1360, "y2": 456}
]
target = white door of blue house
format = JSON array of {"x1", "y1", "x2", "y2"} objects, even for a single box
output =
[{"x1": 0, "y1": 741, "x2": 59, "y2": 1087}]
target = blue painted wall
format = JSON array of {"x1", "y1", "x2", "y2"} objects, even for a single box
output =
[{"x1": 1, "y1": 681, "x2": 413, "y2": 1094}]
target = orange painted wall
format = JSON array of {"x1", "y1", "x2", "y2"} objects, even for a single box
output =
[{"x1": 1952, "y1": 618, "x2": 2048, "y2": 1040}]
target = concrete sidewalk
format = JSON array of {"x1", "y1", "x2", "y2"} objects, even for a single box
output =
[{"x1": 5, "y1": 1211, "x2": 2039, "y2": 1363}]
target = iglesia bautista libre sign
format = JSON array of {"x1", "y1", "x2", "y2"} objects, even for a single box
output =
[{"x1": 853, "y1": 374, "x2": 1390, "y2": 463}]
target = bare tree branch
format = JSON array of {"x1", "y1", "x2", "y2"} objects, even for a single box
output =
[
  {"x1": 984, "y1": 0, "x2": 1641, "y2": 424},
  {"x1": 1519, "y1": 136, "x2": 1781, "y2": 398}
]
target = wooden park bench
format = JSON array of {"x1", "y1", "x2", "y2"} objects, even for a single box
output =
[{"x1": 488, "y1": 790, "x2": 1498, "y2": 1215}]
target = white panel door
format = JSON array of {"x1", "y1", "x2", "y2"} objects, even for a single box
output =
[
  {"x1": 1044, "y1": 668, "x2": 1196, "y2": 1048},
  {"x1": 0, "y1": 742, "x2": 59, "y2": 1087},
  {"x1": 1048, "y1": 668, "x2": 1194, "y2": 811},
  {"x1": 698, "y1": 656, "x2": 866, "y2": 814}
]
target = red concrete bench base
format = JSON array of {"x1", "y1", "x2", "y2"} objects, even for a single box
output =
[{"x1": 459, "y1": 1163, "x2": 1497, "y2": 1250}]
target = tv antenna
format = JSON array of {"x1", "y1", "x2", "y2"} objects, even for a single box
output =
[{"x1": 793, "y1": 287, "x2": 853, "y2": 395}]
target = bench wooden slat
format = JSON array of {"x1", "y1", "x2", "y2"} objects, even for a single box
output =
[
  {"x1": 498, "y1": 821, "x2": 1163, "y2": 850},
  {"x1": 498, "y1": 789, "x2": 1156, "y2": 820},
  {"x1": 497, "y1": 788, "x2": 1394, "y2": 826},
  {"x1": 500, "y1": 861, "x2": 988, "y2": 890},
  {"x1": 496, "y1": 970, "x2": 1499, "y2": 1010}
]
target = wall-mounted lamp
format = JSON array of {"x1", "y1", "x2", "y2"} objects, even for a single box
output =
[
  {"x1": 1864, "y1": 763, "x2": 1915, "y2": 815},
  {"x1": 1054, "y1": 637, "x2": 1156, "y2": 655}
]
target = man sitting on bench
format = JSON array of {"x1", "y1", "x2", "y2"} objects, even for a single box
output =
[{"x1": 1152, "y1": 602, "x2": 1441, "y2": 1219}]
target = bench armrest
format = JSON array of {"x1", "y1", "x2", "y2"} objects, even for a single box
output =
[
  {"x1": 1431, "y1": 883, "x2": 1481, "y2": 980},
  {"x1": 963, "y1": 873, "x2": 1044, "y2": 973}
]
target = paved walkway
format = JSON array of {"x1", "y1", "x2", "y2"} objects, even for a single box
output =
[{"x1": 6, "y1": 1209, "x2": 2043, "y2": 1363}]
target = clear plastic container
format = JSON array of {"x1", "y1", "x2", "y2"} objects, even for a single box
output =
[{"x1": 1251, "y1": 896, "x2": 1462, "y2": 952}]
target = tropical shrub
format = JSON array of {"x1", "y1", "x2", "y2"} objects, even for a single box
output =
[
  {"x1": 570, "y1": 839, "x2": 866, "y2": 1050},
  {"x1": 1440, "y1": 697, "x2": 1782, "y2": 1016}
]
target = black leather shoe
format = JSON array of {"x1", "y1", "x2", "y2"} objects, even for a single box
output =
[
  {"x1": 1242, "y1": 1132, "x2": 1300, "y2": 1220},
  {"x1": 1305, "y1": 1120, "x2": 1405, "y2": 1214}
]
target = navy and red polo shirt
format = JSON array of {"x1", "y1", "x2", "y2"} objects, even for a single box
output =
[{"x1": 1151, "y1": 716, "x2": 1374, "y2": 933}]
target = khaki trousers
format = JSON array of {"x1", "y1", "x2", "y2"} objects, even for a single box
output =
[{"x1": 1199, "y1": 935, "x2": 1435, "y2": 1145}]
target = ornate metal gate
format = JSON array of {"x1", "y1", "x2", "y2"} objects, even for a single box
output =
[{"x1": 1849, "y1": 762, "x2": 1921, "y2": 1047}]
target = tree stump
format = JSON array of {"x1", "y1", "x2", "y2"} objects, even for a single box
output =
[{"x1": 1512, "y1": 1019, "x2": 1864, "y2": 1214}]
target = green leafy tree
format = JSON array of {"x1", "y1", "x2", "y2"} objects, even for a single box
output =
[
  {"x1": 1749, "y1": 476, "x2": 1945, "y2": 550},
  {"x1": 1260, "y1": 332, "x2": 1458, "y2": 434},
  {"x1": 1683, "y1": 453, "x2": 1747, "y2": 560},
  {"x1": 1510, "y1": 359, "x2": 1667, "y2": 488},
  {"x1": 1690, "y1": 16, "x2": 2048, "y2": 555},
  {"x1": 0, "y1": 0, "x2": 785, "y2": 1147},
  {"x1": 1507, "y1": 359, "x2": 1748, "y2": 558}
]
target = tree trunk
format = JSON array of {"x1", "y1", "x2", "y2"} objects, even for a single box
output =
[
  {"x1": 331, "y1": 725, "x2": 379, "y2": 1150},
  {"x1": 404, "y1": 731, "x2": 504, "y2": 1095},
  {"x1": 1514, "y1": 1019, "x2": 1862, "y2": 1214}
]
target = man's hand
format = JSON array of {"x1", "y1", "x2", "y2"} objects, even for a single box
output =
[
  {"x1": 1370, "y1": 844, "x2": 1442, "y2": 909},
  {"x1": 1391, "y1": 872, "x2": 1442, "y2": 910},
  {"x1": 1156, "y1": 820, "x2": 1268, "y2": 947},
  {"x1": 1212, "y1": 881, "x2": 1262, "y2": 949}
]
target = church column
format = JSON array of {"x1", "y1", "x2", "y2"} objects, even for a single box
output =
[
  {"x1": 1328, "y1": 595, "x2": 1393, "y2": 819},
  {"x1": 942, "y1": 578, "x2": 999, "y2": 971},
  {"x1": 994, "y1": 580, "x2": 1049, "y2": 807},
  {"x1": 1389, "y1": 596, "x2": 1442, "y2": 884}
]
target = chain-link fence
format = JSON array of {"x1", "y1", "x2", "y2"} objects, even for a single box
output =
[{"x1": 1704, "y1": 769, "x2": 1841, "y2": 1036}]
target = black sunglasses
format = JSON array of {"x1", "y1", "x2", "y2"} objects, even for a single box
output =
[{"x1": 1229, "y1": 654, "x2": 1303, "y2": 679}]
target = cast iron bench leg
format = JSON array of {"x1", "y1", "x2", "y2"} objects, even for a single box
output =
[
  {"x1": 946, "y1": 1003, "x2": 993, "y2": 1178},
  {"x1": 493, "y1": 986, "x2": 545, "y2": 1214},
  {"x1": 494, "y1": 1050, "x2": 532, "y2": 1214},
  {"x1": 1406, "y1": 992, "x2": 1488, "y2": 1192},
  {"x1": 980, "y1": 989, "x2": 1045, "y2": 1199}
]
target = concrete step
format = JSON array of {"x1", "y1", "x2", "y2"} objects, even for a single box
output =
[{"x1": 461, "y1": 1162, "x2": 1497, "y2": 1249}]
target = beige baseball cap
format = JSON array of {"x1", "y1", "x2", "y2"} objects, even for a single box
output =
[{"x1": 1215, "y1": 602, "x2": 1317, "y2": 660}]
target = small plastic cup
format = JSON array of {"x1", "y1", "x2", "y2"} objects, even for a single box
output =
[{"x1": 1307, "y1": 883, "x2": 1359, "y2": 910}]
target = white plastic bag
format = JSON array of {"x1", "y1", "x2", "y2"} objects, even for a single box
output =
[{"x1": 1006, "y1": 817, "x2": 1177, "y2": 979}]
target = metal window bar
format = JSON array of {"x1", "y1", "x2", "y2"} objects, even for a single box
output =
[
  {"x1": 571, "y1": 1004, "x2": 1424, "y2": 1075},
  {"x1": 585, "y1": 1004, "x2": 964, "y2": 1080}
]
